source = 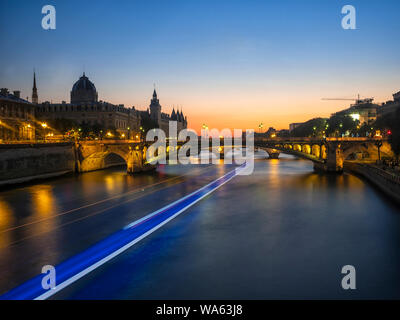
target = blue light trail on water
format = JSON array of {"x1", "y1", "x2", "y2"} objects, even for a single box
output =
[{"x1": 0, "y1": 165, "x2": 244, "y2": 300}]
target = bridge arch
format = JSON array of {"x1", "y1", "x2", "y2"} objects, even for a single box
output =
[
  {"x1": 293, "y1": 144, "x2": 302, "y2": 152},
  {"x1": 311, "y1": 144, "x2": 321, "y2": 158},
  {"x1": 80, "y1": 150, "x2": 129, "y2": 172},
  {"x1": 255, "y1": 137, "x2": 393, "y2": 172},
  {"x1": 341, "y1": 142, "x2": 393, "y2": 161},
  {"x1": 302, "y1": 144, "x2": 311, "y2": 155},
  {"x1": 77, "y1": 142, "x2": 152, "y2": 174}
]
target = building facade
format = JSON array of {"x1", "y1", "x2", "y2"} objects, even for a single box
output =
[
  {"x1": 1, "y1": 72, "x2": 189, "y2": 142},
  {"x1": 333, "y1": 98, "x2": 378, "y2": 125},
  {"x1": 378, "y1": 90, "x2": 400, "y2": 117},
  {"x1": 0, "y1": 88, "x2": 35, "y2": 142},
  {"x1": 393, "y1": 91, "x2": 400, "y2": 103},
  {"x1": 36, "y1": 73, "x2": 141, "y2": 138}
]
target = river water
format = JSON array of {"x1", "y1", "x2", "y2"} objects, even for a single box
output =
[{"x1": 0, "y1": 154, "x2": 400, "y2": 299}]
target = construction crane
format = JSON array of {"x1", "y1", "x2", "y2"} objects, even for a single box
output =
[{"x1": 322, "y1": 94, "x2": 374, "y2": 104}]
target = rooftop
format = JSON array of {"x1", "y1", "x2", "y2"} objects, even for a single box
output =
[{"x1": 0, "y1": 88, "x2": 31, "y2": 105}]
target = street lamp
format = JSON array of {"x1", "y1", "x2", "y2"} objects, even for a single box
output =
[
  {"x1": 41, "y1": 122, "x2": 48, "y2": 142},
  {"x1": 202, "y1": 124, "x2": 209, "y2": 139},
  {"x1": 375, "y1": 140, "x2": 383, "y2": 162},
  {"x1": 140, "y1": 128, "x2": 145, "y2": 142}
]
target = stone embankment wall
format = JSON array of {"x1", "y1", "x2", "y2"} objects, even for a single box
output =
[
  {"x1": 345, "y1": 161, "x2": 400, "y2": 203},
  {"x1": 0, "y1": 143, "x2": 77, "y2": 186}
]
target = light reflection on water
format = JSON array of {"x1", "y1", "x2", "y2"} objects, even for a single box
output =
[{"x1": 0, "y1": 200, "x2": 14, "y2": 248}]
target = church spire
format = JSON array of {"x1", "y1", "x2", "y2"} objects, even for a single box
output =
[
  {"x1": 171, "y1": 106, "x2": 177, "y2": 120},
  {"x1": 152, "y1": 83, "x2": 158, "y2": 98},
  {"x1": 32, "y1": 70, "x2": 38, "y2": 104}
]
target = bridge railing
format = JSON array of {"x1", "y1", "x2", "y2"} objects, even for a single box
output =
[
  {"x1": 325, "y1": 137, "x2": 387, "y2": 142},
  {"x1": 0, "y1": 138, "x2": 143, "y2": 147},
  {"x1": 0, "y1": 139, "x2": 69, "y2": 144},
  {"x1": 255, "y1": 137, "x2": 387, "y2": 143},
  {"x1": 79, "y1": 139, "x2": 142, "y2": 144},
  {"x1": 255, "y1": 137, "x2": 323, "y2": 143}
]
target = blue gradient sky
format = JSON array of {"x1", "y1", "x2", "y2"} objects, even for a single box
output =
[{"x1": 0, "y1": 0, "x2": 399, "y2": 131}]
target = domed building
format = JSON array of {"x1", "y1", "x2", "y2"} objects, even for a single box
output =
[
  {"x1": 70, "y1": 73, "x2": 98, "y2": 104},
  {"x1": 36, "y1": 72, "x2": 141, "y2": 138}
]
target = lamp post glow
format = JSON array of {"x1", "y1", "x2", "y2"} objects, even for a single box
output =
[
  {"x1": 41, "y1": 123, "x2": 48, "y2": 142},
  {"x1": 202, "y1": 124, "x2": 209, "y2": 139}
]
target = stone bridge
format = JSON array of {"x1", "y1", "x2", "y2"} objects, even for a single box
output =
[
  {"x1": 0, "y1": 139, "x2": 170, "y2": 185},
  {"x1": 255, "y1": 137, "x2": 393, "y2": 172},
  {"x1": 76, "y1": 140, "x2": 153, "y2": 173},
  {"x1": 0, "y1": 137, "x2": 395, "y2": 186},
  {"x1": 76, "y1": 139, "x2": 198, "y2": 173}
]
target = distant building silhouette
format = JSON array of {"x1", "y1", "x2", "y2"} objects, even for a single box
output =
[
  {"x1": 378, "y1": 90, "x2": 400, "y2": 117},
  {"x1": 140, "y1": 89, "x2": 187, "y2": 135},
  {"x1": 394, "y1": 91, "x2": 400, "y2": 103}
]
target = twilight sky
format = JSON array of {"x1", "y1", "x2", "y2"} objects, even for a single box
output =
[{"x1": 0, "y1": 0, "x2": 399, "y2": 132}]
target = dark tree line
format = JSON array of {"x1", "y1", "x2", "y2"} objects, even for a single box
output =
[
  {"x1": 375, "y1": 109, "x2": 400, "y2": 159},
  {"x1": 47, "y1": 119, "x2": 117, "y2": 139}
]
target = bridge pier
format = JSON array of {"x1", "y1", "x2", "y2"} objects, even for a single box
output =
[
  {"x1": 313, "y1": 142, "x2": 344, "y2": 173},
  {"x1": 326, "y1": 142, "x2": 344, "y2": 172},
  {"x1": 265, "y1": 148, "x2": 280, "y2": 159},
  {"x1": 126, "y1": 150, "x2": 155, "y2": 174}
]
